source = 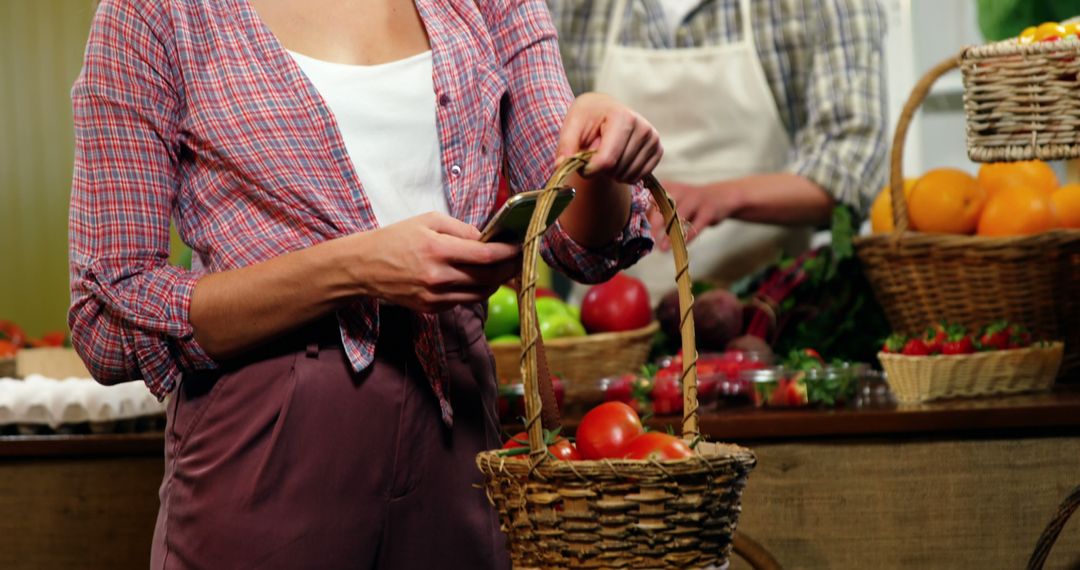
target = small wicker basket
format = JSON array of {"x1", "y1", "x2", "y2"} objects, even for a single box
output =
[
  {"x1": 961, "y1": 39, "x2": 1080, "y2": 162},
  {"x1": 879, "y1": 342, "x2": 1063, "y2": 404},
  {"x1": 0, "y1": 357, "x2": 13, "y2": 379},
  {"x1": 490, "y1": 321, "x2": 658, "y2": 384},
  {"x1": 854, "y1": 56, "x2": 1080, "y2": 379},
  {"x1": 476, "y1": 152, "x2": 756, "y2": 569}
]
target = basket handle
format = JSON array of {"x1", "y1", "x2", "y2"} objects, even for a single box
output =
[
  {"x1": 519, "y1": 151, "x2": 699, "y2": 461},
  {"x1": 1027, "y1": 485, "x2": 1080, "y2": 570},
  {"x1": 889, "y1": 55, "x2": 961, "y2": 233}
]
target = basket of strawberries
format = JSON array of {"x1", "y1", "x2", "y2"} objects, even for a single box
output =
[{"x1": 878, "y1": 321, "x2": 1063, "y2": 403}]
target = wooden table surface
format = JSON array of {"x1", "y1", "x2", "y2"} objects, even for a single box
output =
[{"x1": 4, "y1": 386, "x2": 1080, "y2": 458}]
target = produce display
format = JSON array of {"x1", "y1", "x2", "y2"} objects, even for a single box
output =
[
  {"x1": 880, "y1": 321, "x2": 1037, "y2": 356},
  {"x1": 1016, "y1": 21, "x2": 1080, "y2": 44},
  {"x1": 0, "y1": 320, "x2": 67, "y2": 357},
  {"x1": 485, "y1": 274, "x2": 654, "y2": 346},
  {"x1": 746, "y1": 350, "x2": 880, "y2": 409},
  {"x1": 869, "y1": 160, "x2": 1080, "y2": 236}
]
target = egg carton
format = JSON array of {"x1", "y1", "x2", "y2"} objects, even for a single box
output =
[{"x1": 0, "y1": 375, "x2": 167, "y2": 435}]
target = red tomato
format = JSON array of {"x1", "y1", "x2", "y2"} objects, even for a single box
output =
[
  {"x1": 40, "y1": 331, "x2": 67, "y2": 347},
  {"x1": 622, "y1": 432, "x2": 693, "y2": 461},
  {"x1": 575, "y1": 401, "x2": 644, "y2": 459},
  {"x1": 0, "y1": 340, "x2": 17, "y2": 358},
  {"x1": 501, "y1": 431, "x2": 582, "y2": 461},
  {"x1": 536, "y1": 288, "x2": 559, "y2": 299},
  {"x1": 580, "y1": 274, "x2": 652, "y2": 333},
  {"x1": 0, "y1": 321, "x2": 25, "y2": 348}
]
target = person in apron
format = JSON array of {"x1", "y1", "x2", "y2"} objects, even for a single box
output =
[{"x1": 554, "y1": 0, "x2": 889, "y2": 304}]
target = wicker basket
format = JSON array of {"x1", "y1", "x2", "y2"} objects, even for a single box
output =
[
  {"x1": 476, "y1": 152, "x2": 756, "y2": 569},
  {"x1": 879, "y1": 342, "x2": 1063, "y2": 404},
  {"x1": 854, "y1": 56, "x2": 1080, "y2": 379},
  {"x1": 961, "y1": 38, "x2": 1080, "y2": 162},
  {"x1": 490, "y1": 321, "x2": 658, "y2": 384},
  {"x1": 0, "y1": 357, "x2": 13, "y2": 379}
]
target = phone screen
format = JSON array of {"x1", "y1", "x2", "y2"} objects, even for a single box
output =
[{"x1": 480, "y1": 187, "x2": 575, "y2": 243}]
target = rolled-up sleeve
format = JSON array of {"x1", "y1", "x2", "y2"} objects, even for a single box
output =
[
  {"x1": 69, "y1": 0, "x2": 215, "y2": 397},
  {"x1": 786, "y1": 0, "x2": 888, "y2": 217},
  {"x1": 483, "y1": 0, "x2": 653, "y2": 284}
]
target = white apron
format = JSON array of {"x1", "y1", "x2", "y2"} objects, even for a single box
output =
[{"x1": 572, "y1": 0, "x2": 811, "y2": 305}]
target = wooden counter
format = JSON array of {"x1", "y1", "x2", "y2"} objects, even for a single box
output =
[{"x1": 4, "y1": 389, "x2": 1080, "y2": 569}]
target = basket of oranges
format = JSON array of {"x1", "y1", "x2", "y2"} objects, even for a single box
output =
[
  {"x1": 855, "y1": 56, "x2": 1080, "y2": 379},
  {"x1": 961, "y1": 21, "x2": 1080, "y2": 162}
]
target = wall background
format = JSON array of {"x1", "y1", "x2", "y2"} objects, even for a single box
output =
[{"x1": 0, "y1": 0, "x2": 99, "y2": 337}]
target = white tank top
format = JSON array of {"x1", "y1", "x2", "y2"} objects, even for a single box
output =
[{"x1": 288, "y1": 49, "x2": 449, "y2": 226}]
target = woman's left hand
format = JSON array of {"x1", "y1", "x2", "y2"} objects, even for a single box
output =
[
  {"x1": 556, "y1": 93, "x2": 662, "y2": 183},
  {"x1": 648, "y1": 181, "x2": 743, "y2": 250}
]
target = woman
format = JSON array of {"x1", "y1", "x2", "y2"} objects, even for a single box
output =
[{"x1": 68, "y1": 0, "x2": 661, "y2": 567}]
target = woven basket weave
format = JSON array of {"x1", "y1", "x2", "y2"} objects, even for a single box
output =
[
  {"x1": 854, "y1": 56, "x2": 1080, "y2": 379},
  {"x1": 476, "y1": 152, "x2": 756, "y2": 569},
  {"x1": 879, "y1": 342, "x2": 1063, "y2": 404},
  {"x1": 961, "y1": 39, "x2": 1080, "y2": 162},
  {"x1": 490, "y1": 321, "x2": 658, "y2": 384},
  {"x1": 0, "y1": 357, "x2": 13, "y2": 379}
]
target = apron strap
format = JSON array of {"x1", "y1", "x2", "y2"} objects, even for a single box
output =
[{"x1": 604, "y1": 0, "x2": 631, "y2": 49}]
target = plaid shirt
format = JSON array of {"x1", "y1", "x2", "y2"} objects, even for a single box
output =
[
  {"x1": 69, "y1": 0, "x2": 652, "y2": 419},
  {"x1": 548, "y1": 0, "x2": 888, "y2": 214}
]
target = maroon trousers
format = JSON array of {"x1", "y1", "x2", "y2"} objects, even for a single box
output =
[{"x1": 151, "y1": 305, "x2": 511, "y2": 569}]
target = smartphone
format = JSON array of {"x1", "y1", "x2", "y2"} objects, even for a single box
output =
[{"x1": 480, "y1": 187, "x2": 576, "y2": 243}]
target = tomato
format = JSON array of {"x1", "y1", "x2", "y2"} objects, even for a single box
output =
[
  {"x1": 580, "y1": 273, "x2": 652, "y2": 334},
  {"x1": 0, "y1": 340, "x2": 17, "y2": 358},
  {"x1": 536, "y1": 287, "x2": 559, "y2": 299},
  {"x1": 575, "y1": 401, "x2": 644, "y2": 459},
  {"x1": 0, "y1": 321, "x2": 25, "y2": 348},
  {"x1": 501, "y1": 431, "x2": 582, "y2": 461},
  {"x1": 622, "y1": 432, "x2": 693, "y2": 461}
]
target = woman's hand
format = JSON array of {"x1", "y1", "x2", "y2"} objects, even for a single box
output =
[
  {"x1": 554, "y1": 93, "x2": 663, "y2": 249},
  {"x1": 556, "y1": 92, "x2": 662, "y2": 182},
  {"x1": 348, "y1": 212, "x2": 520, "y2": 313}
]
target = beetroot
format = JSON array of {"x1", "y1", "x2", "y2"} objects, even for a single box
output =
[
  {"x1": 725, "y1": 334, "x2": 774, "y2": 361},
  {"x1": 655, "y1": 289, "x2": 682, "y2": 342},
  {"x1": 693, "y1": 289, "x2": 743, "y2": 351}
]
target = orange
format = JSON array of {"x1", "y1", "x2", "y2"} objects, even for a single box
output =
[
  {"x1": 908, "y1": 169, "x2": 986, "y2": 234},
  {"x1": 977, "y1": 185, "x2": 1059, "y2": 236},
  {"x1": 869, "y1": 178, "x2": 917, "y2": 233},
  {"x1": 1051, "y1": 184, "x2": 1080, "y2": 229},
  {"x1": 977, "y1": 160, "x2": 1058, "y2": 199}
]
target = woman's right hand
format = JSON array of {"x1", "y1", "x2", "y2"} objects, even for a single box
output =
[{"x1": 348, "y1": 212, "x2": 521, "y2": 313}]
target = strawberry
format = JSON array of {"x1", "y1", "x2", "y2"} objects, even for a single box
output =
[
  {"x1": 941, "y1": 335, "x2": 975, "y2": 355},
  {"x1": 1007, "y1": 323, "x2": 1033, "y2": 349},
  {"x1": 978, "y1": 321, "x2": 1010, "y2": 351},
  {"x1": 901, "y1": 338, "x2": 931, "y2": 356},
  {"x1": 923, "y1": 323, "x2": 949, "y2": 354},
  {"x1": 881, "y1": 333, "x2": 907, "y2": 354}
]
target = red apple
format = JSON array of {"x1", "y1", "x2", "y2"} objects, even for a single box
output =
[{"x1": 580, "y1": 273, "x2": 652, "y2": 334}]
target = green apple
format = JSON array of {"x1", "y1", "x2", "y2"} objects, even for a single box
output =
[
  {"x1": 489, "y1": 334, "x2": 521, "y2": 345},
  {"x1": 566, "y1": 304, "x2": 581, "y2": 322},
  {"x1": 539, "y1": 313, "x2": 586, "y2": 340},
  {"x1": 535, "y1": 297, "x2": 571, "y2": 320},
  {"x1": 485, "y1": 286, "x2": 519, "y2": 339}
]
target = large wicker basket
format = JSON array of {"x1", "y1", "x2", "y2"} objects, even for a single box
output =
[
  {"x1": 490, "y1": 321, "x2": 658, "y2": 383},
  {"x1": 961, "y1": 38, "x2": 1080, "y2": 162},
  {"x1": 854, "y1": 57, "x2": 1080, "y2": 379},
  {"x1": 476, "y1": 152, "x2": 756, "y2": 569}
]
